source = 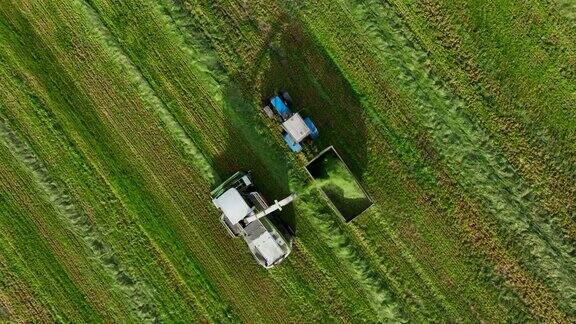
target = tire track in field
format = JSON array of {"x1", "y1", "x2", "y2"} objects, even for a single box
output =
[
  {"x1": 345, "y1": 0, "x2": 576, "y2": 316},
  {"x1": 0, "y1": 113, "x2": 159, "y2": 322}
]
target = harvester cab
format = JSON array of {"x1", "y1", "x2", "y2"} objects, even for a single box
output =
[
  {"x1": 264, "y1": 91, "x2": 319, "y2": 152},
  {"x1": 211, "y1": 172, "x2": 294, "y2": 268}
]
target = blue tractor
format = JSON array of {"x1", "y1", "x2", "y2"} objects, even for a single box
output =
[{"x1": 263, "y1": 91, "x2": 319, "y2": 152}]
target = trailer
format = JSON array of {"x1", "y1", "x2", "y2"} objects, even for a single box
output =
[{"x1": 305, "y1": 146, "x2": 373, "y2": 222}]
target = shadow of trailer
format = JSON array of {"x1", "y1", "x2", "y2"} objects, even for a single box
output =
[{"x1": 305, "y1": 146, "x2": 373, "y2": 222}]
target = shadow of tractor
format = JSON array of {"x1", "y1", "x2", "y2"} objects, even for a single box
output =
[{"x1": 212, "y1": 84, "x2": 297, "y2": 236}]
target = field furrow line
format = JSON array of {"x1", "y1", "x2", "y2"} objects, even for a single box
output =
[
  {"x1": 84, "y1": 0, "x2": 232, "y2": 158},
  {"x1": 0, "y1": 113, "x2": 159, "y2": 321},
  {"x1": 343, "y1": 0, "x2": 576, "y2": 315},
  {"x1": 78, "y1": 0, "x2": 218, "y2": 186}
]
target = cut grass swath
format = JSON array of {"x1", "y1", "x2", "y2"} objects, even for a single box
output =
[
  {"x1": 342, "y1": 0, "x2": 575, "y2": 315},
  {"x1": 0, "y1": 110, "x2": 157, "y2": 320}
]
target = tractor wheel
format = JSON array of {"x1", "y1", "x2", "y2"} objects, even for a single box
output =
[
  {"x1": 263, "y1": 105, "x2": 275, "y2": 119},
  {"x1": 280, "y1": 90, "x2": 293, "y2": 106}
]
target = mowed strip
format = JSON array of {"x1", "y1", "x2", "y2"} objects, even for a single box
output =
[
  {"x1": 84, "y1": 0, "x2": 231, "y2": 162},
  {"x1": 394, "y1": 0, "x2": 576, "y2": 266},
  {"x1": 0, "y1": 137, "x2": 133, "y2": 321},
  {"x1": 0, "y1": 64, "x2": 206, "y2": 320}
]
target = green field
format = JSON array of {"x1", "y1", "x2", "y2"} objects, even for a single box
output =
[{"x1": 0, "y1": 0, "x2": 574, "y2": 322}]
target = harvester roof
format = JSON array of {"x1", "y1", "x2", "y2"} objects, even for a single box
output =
[{"x1": 213, "y1": 188, "x2": 252, "y2": 225}]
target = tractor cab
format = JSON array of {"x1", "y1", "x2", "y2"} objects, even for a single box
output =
[{"x1": 265, "y1": 91, "x2": 319, "y2": 152}]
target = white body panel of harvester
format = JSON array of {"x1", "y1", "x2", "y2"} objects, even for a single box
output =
[{"x1": 211, "y1": 172, "x2": 293, "y2": 268}]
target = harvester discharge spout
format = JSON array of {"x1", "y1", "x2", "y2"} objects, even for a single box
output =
[{"x1": 245, "y1": 193, "x2": 296, "y2": 223}]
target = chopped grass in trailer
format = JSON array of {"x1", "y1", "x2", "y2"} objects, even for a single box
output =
[{"x1": 306, "y1": 146, "x2": 373, "y2": 222}]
